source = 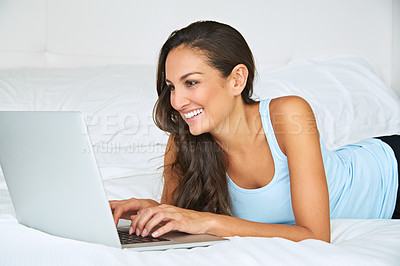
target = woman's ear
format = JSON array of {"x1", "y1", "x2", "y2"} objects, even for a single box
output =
[{"x1": 229, "y1": 64, "x2": 248, "y2": 96}]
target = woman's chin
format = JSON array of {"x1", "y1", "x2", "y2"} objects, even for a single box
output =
[
  {"x1": 188, "y1": 127, "x2": 203, "y2": 136},
  {"x1": 187, "y1": 123, "x2": 208, "y2": 136},
  {"x1": 185, "y1": 114, "x2": 206, "y2": 136}
]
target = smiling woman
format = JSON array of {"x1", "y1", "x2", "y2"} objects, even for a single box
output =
[
  {"x1": 109, "y1": 20, "x2": 399, "y2": 243},
  {"x1": 154, "y1": 21, "x2": 258, "y2": 216}
]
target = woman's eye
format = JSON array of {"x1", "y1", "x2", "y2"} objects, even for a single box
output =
[
  {"x1": 185, "y1": 80, "x2": 197, "y2": 87},
  {"x1": 167, "y1": 84, "x2": 175, "y2": 91}
]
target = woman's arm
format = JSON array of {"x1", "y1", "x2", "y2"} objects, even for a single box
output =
[
  {"x1": 269, "y1": 96, "x2": 330, "y2": 242},
  {"x1": 130, "y1": 204, "x2": 329, "y2": 241}
]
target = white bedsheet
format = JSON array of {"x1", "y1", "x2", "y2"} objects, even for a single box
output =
[{"x1": 1, "y1": 189, "x2": 399, "y2": 266}]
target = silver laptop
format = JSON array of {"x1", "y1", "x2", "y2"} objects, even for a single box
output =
[{"x1": 0, "y1": 111, "x2": 228, "y2": 251}]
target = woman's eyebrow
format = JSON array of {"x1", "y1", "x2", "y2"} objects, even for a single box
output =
[{"x1": 166, "y1": 72, "x2": 203, "y2": 83}]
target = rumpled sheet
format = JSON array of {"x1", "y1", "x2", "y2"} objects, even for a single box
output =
[{"x1": 1, "y1": 189, "x2": 400, "y2": 266}]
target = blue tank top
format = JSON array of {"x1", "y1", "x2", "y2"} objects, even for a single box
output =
[{"x1": 227, "y1": 99, "x2": 398, "y2": 225}]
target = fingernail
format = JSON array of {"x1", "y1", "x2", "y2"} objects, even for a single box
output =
[
  {"x1": 141, "y1": 229, "x2": 147, "y2": 237},
  {"x1": 136, "y1": 228, "x2": 140, "y2": 236},
  {"x1": 129, "y1": 227, "x2": 134, "y2": 235},
  {"x1": 152, "y1": 231, "x2": 159, "y2": 237}
]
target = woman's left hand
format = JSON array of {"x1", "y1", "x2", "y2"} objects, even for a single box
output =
[{"x1": 129, "y1": 204, "x2": 213, "y2": 238}]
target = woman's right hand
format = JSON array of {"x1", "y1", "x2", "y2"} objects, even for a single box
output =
[{"x1": 109, "y1": 198, "x2": 160, "y2": 227}]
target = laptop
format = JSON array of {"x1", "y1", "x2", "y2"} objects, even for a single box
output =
[{"x1": 0, "y1": 111, "x2": 228, "y2": 251}]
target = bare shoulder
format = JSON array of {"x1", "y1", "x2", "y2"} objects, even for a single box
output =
[
  {"x1": 269, "y1": 96, "x2": 319, "y2": 154},
  {"x1": 269, "y1": 96, "x2": 314, "y2": 116}
]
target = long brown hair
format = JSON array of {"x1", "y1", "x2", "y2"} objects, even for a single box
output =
[{"x1": 153, "y1": 21, "x2": 257, "y2": 215}]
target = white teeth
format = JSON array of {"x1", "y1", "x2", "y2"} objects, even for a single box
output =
[{"x1": 184, "y1": 108, "x2": 203, "y2": 119}]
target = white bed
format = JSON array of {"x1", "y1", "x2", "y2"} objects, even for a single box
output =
[{"x1": 1, "y1": 0, "x2": 400, "y2": 265}]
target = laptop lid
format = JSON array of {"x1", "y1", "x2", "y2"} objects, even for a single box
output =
[{"x1": 0, "y1": 111, "x2": 121, "y2": 248}]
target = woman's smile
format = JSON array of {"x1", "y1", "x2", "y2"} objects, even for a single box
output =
[{"x1": 183, "y1": 108, "x2": 204, "y2": 119}]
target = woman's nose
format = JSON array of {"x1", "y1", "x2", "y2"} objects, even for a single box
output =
[{"x1": 171, "y1": 87, "x2": 190, "y2": 110}]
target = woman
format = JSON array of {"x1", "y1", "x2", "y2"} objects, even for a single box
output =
[{"x1": 110, "y1": 21, "x2": 399, "y2": 243}]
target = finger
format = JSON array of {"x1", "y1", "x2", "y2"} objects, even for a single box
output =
[
  {"x1": 128, "y1": 216, "x2": 136, "y2": 235},
  {"x1": 113, "y1": 207, "x2": 125, "y2": 226},
  {"x1": 152, "y1": 221, "x2": 176, "y2": 238},
  {"x1": 112, "y1": 201, "x2": 139, "y2": 226},
  {"x1": 131, "y1": 207, "x2": 159, "y2": 236},
  {"x1": 129, "y1": 215, "x2": 138, "y2": 235},
  {"x1": 130, "y1": 211, "x2": 146, "y2": 236},
  {"x1": 141, "y1": 212, "x2": 169, "y2": 237}
]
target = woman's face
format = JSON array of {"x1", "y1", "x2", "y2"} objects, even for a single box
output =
[{"x1": 165, "y1": 45, "x2": 236, "y2": 136}]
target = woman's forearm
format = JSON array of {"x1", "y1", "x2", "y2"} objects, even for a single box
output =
[{"x1": 205, "y1": 213, "x2": 330, "y2": 243}]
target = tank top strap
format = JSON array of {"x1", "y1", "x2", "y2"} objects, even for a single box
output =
[{"x1": 259, "y1": 99, "x2": 287, "y2": 162}]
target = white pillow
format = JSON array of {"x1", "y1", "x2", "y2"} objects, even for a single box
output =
[
  {"x1": 254, "y1": 54, "x2": 400, "y2": 150},
  {"x1": 0, "y1": 55, "x2": 399, "y2": 187}
]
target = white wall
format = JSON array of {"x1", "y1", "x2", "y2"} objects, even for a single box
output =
[
  {"x1": 393, "y1": 0, "x2": 400, "y2": 94},
  {"x1": 0, "y1": 0, "x2": 397, "y2": 94}
]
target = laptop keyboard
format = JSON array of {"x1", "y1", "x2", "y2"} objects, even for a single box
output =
[{"x1": 117, "y1": 229, "x2": 170, "y2": 245}]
